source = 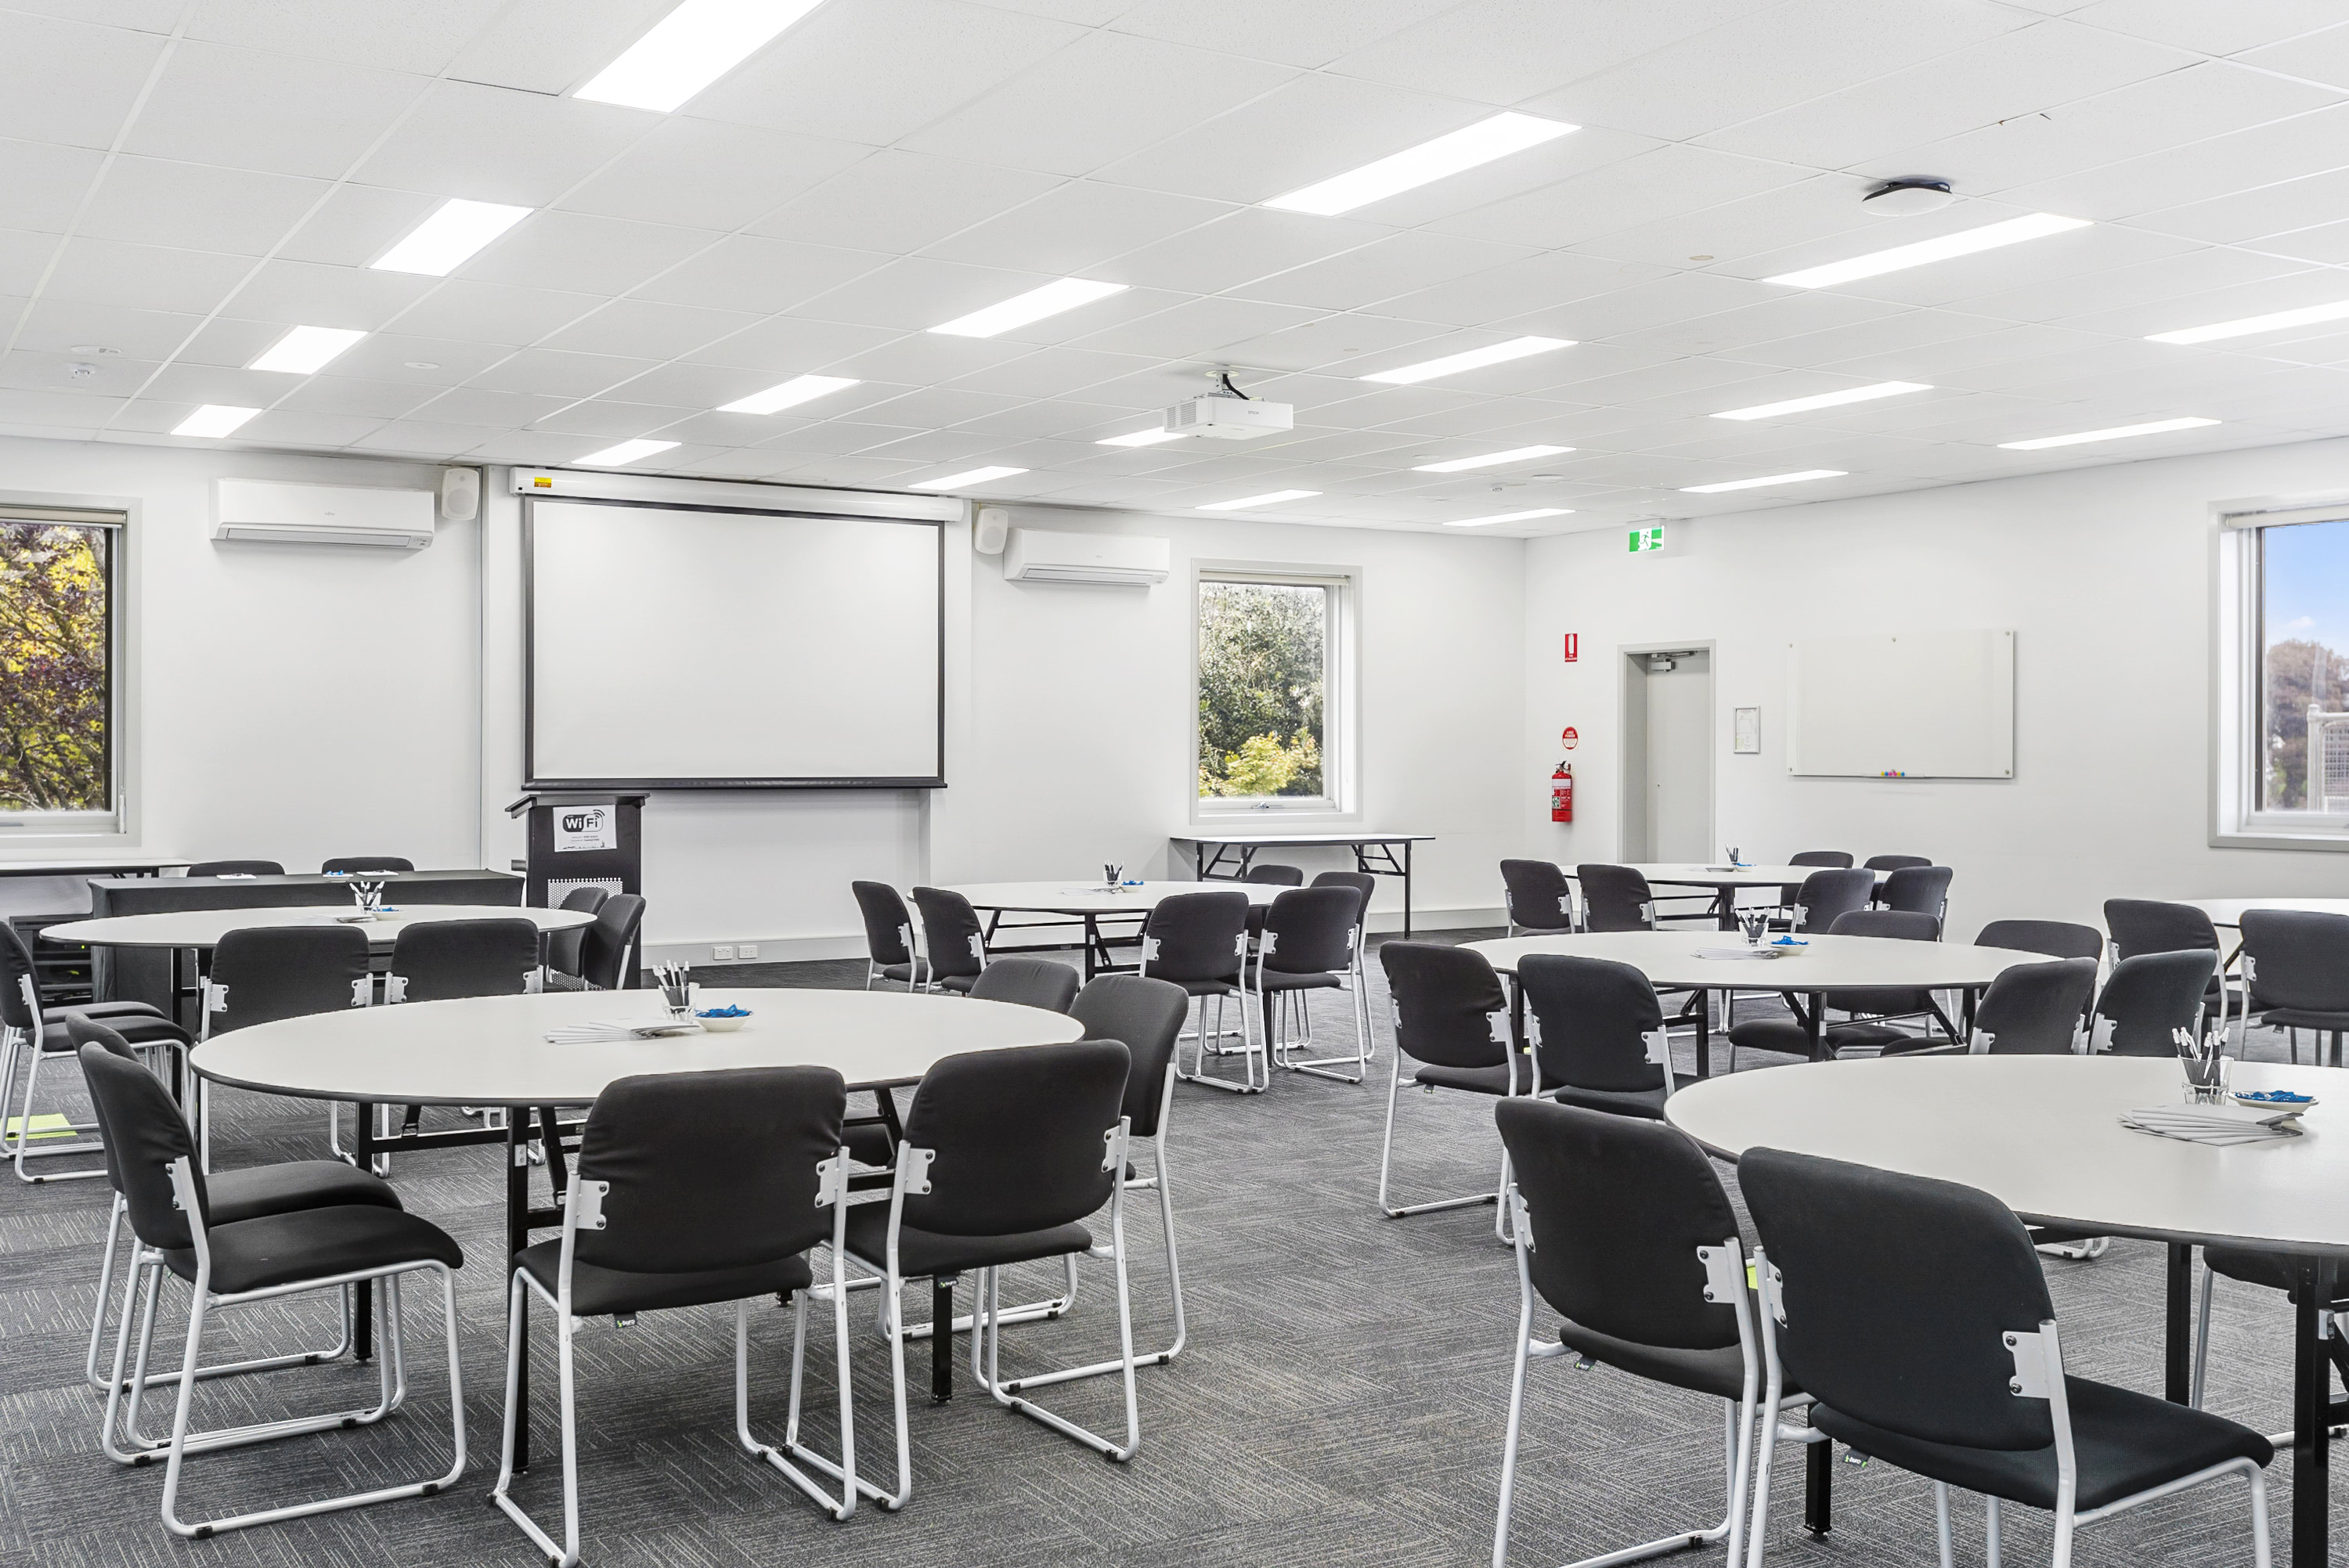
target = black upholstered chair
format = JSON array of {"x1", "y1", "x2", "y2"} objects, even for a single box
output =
[
  {"x1": 1862, "y1": 853, "x2": 1931, "y2": 874},
  {"x1": 1977, "y1": 920, "x2": 2105, "y2": 964},
  {"x1": 2240, "y1": 909, "x2": 2349, "y2": 1065},
  {"x1": 2, "y1": 921, "x2": 188, "y2": 1184},
  {"x1": 1310, "y1": 870, "x2": 1377, "y2": 943},
  {"x1": 388, "y1": 917, "x2": 541, "y2": 1004},
  {"x1": 1776, "y1": 866, "x2": 1877, "y2": 935},
  {"x1": 1773, "y1": 849, "x2": 1853, "y2": 917},
  {"x1": 543, "y1": 886, "x2": 608, "y2": 984},
  {"x1": 492, "y1": 1066, "x2": 860, "y2": 1558},
  {"x1": 1576, "y1": 864, "x2": 1660, "y2": 932},
  {"x1": 910, "y1": 886, "x2": 988, "y2": 995},
  {"x1": 1883, "y1": 958, "x2": 2097, "y2": 1057},
  {"x1": 1494, "y1": 1099, "x2": 1770, "y2": 1568},
  {"x1": 1879, "y1": 865, "x2": 1954, "y2": 926},
  {"x1": 1729, "y1": 910, "x2": 1950, "y2": 1064},
  {"x1": 576, "y1": 894, "x2": 646, "y2": 991},
  {"x1": 1518, "y1": 953, "x2": 1688, "y2": 1120},
  {"x1": 843, "y1": 1041, "x2": 1140, "y2": 1507},
  {"x1": 1500, "y1": 859, "x2": 1576, "y2": 936},
  {"x1": 1743, "y1": 1148, "x2": 2272, "y2": 1567},
  {"x1": 196, "y1": 925, "x2": 373, "y2": 1167},
  {"x1": 1242, "y1": 863, "x2": 1304, "y2": 885},
  {"x1": 853, "y1": 881, "x2": 923, "y2": 991},
  {"x1": 320, "y1": 856, "x2": 413, "y2": 875},
  {"x1": 185, "y1": 860, "x2": 283, "y2": 878},
  {"x1": 2104, "y1": 898, "x2": 2234, "y2": 1036},
  {"x1": 80, "y1": 1043, "x2": 466, "y2": 1541},
  {"x1": 967, "y1": 957, "x2": 1080, "y2": 1013},
  {"x1": 70, "y1": 1017, "x2": 397, "y2": 1436},
  {"x1": 1146, "y1": 890, "x2": 1254, "y2": 1093},
  {"x1": 2091, "y1": 950, "x2": 2214, "y2": 1056},
  {"x1": 1377, "y1": 942, "x2": 1536, "y2": 1224},
  {"x1": 1250, "y1": 885, "x2": 1369, "y2": 1083}
]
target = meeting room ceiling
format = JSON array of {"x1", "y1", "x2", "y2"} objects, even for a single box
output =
[{"x1": 5, "y1": 0, "x2": 2349, "y2": 535}]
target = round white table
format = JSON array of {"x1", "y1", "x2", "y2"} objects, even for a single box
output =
[
  {"x1": 948, "y1": 880, "x2": 1278, "y2": 979},
  {"x1": 45, "y1": 903, "x2": 593, "y2": 951},
  {"x1": 1665, "y1": 1054, "x2": 2348, "y2": 1566},
  {"x1": 2185, "y1": 897, "x2": 2349, "y2": 929},
  {"x1": 1461, "y1": 932, "x2": 2045, "y2": 1072}
]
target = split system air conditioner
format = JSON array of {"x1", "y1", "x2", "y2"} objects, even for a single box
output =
[
  {"x1": 1001, "y1": 528, "x2": 1170, "y2": 586},
  {"x1": 212, "y1": 478, "x2": 436, "y2": 550}
]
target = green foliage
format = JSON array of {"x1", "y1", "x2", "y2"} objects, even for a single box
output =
[
  {"x1": 0, "y1": 523, "x2": 110, "y2": 813},
  {"x1": 2265, "y1": 637, "x2": 2349, "y2": 809},
  {"x1": 1196, "y1": 581, "x2": 1325, "y2": 798}
]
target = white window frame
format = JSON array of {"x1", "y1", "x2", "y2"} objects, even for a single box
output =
[
  {"x1": 0, "y1": 503, "x2": 128, "y2": 841},
  {"x1": 2212, "y1": 496, "x2": 2349, "y2": 851},
  {"x1": 1190, "y1": 562, "x2": 1359, "y2": 823}
]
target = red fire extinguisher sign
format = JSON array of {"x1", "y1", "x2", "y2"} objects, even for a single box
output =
[
  {"x1": 1562, "y1": 633, "x2": 1579, "y2": 663},
  {"x1": 1552, "y1": 762, "x2": 1574, "y2": 823},
  {"x1": 1561, "y1": 726, "x2": 1578, "y2": 749}
]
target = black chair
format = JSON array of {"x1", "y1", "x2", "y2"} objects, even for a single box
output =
[
  {"x1": 1500, "y1": 859, "x2": 1576, "y2": 936},
  {"x1": 1242, "y1": 863, "x2": 1304, "y2": 885},
  {"x1": 1728, "y1": 909, "x2": 1950, "y2": 1062},
  {"x1": 2091, "y1": 950, "x2": 2214, "y2": 1056},
  {"x1": 70, "y1": 1016, "x2": 398, "y2": 1435},
  {"x1": 491, "y1": 1066, "x2": 861, "y2": 1557},
  {"x1": 1493, "y1": 1099, "x2": 1770, "y2": 1568},
  {"x1": 2240, "y1": 909, "x2": 2349, "y2": 1065},
  {"x1": 197, "y1": 925, "x2": 372, "y2": 1168},
  {"x1": 1772, "y1": 849, "x2": 1853, "y2": 920},
  {"x1": 388, "y1": 917, "x2": 541, "y2": 1004},
  {"x1": 543, "y1": 886, "x2": 608, "y2": 983},
  {"x1": 1743, "y1": 1148, "x2": 2272, "y2": 1567},
  {"x1": 1146, "y1": 890, "x2": 1254, "y2": 1094},
  {"x1": 80, "y1": 1042, "x2": 467, "y2": 1541},
  {"x1": 909, "y1": 886, "x2": 987, "y2": 995},
  {"x1": 967, "y1": 957, "x2": 1079, "y2": 1013},
  {"x1": 320, "y1": 856, "x2": 413, "y2": 875},
  {"x1": 852, "y1": 881, "x2": 923, "y2": 991},
  {"x1": 1377, "y1": 942, "x2": 1535, "y2": 1224},
  {"x1": 1250, "y1": 885, "x2": 1369, "y2": 1083},
  {"x1": 843, "y1": 1041, "x2": 1139, "y2": 1507},
  {"x1": 1778, "y1": 866, "x2": 1877, "y2": 935},
  {"x1": 1862, "y1": 853, "x2": 1931, "y2": 874},
  {"x1": 2, "y1": 921, "x2": 188, "y2": 1184},
  {"x1": 2105, "y1": 898, "x2": 2234, "y2": 1039},
  {"x1": 1976, "y1": 921, "x2": 2105, "y2": 964},
  {"x1": 576, "y1": 893, "x2": 646, "y2": 991},
  {"x1": 1578, "y1": 863, "x2": 1672, "y2": 932},
  {"x1": 1896, "y1": 957, "x2": 2095, "y2": 1056},
  {"x1": 1311, "y1": 869, "x2": 1378, "y2": 978},
  {"x1": 1879, "y1": 865, "x2": 1954, "y2": 926},
  {"x1": 1518, "y1": 953, "x2": 1687, "y2": 1120},
  {"x1": 186, "y1": 860, "x2": 283, "y2": 878}
]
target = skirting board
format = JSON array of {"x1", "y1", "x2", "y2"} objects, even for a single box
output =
[{"x1": 639, "y1": 905, "x2": 1505, "y2": 969}]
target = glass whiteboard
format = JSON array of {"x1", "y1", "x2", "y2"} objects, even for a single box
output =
[{"x1": 1785, "y1": 629, "x2": 2014, "y2": 780}]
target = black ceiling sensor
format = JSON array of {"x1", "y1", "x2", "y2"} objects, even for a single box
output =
[{"x1": 1861, "y1": 178, "x2": 1955, "y2": 216}]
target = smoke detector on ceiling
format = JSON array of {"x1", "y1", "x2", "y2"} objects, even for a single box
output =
[{"x1": 1862, "y1": 178, "x2": 1954, "y2": 216}]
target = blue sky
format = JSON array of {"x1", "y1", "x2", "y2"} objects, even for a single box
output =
[{"x1": 2266, "y1": 518, "x2": 2349, "y2": 657}]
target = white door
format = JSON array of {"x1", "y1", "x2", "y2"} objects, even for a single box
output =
[{"x1": 1645, "y1": 653, "x2": 1712, "y2": 860}]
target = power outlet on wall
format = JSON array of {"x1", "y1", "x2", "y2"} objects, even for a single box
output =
[
  {"x1": 738, "y1": 945, "x2": 759, "y2": 959},
  {"x1": 712, "y1": 945, "x2": 734, "y2": 962}
]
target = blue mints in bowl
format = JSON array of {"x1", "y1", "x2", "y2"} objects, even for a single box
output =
[{"x1": 696, "y1": 1005, "x2": 752, "y2": 1018}]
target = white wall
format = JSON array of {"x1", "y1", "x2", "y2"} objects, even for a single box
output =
[
  {"x1": 0, "y1": 435, "x2": 476, "y2": 919},
  {"x1": 1521, "y1": 437, "x2": 2349, "y2": 936}
]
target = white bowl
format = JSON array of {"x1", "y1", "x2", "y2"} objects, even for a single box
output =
[{"x1": 695, "y1": 1011, "x2": 751, "y2": 1033}]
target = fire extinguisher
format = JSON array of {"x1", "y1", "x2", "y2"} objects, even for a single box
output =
[{"x1": 1551, "y1": 762, "x2": 1574, "y2": 824}]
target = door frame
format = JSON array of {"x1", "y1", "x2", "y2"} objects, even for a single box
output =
[{"x1": 1616, "y1": 640, "x2": 1716, "y2": 862}]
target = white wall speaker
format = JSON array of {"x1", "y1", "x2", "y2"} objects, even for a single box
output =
[
  {"x1": 973, "y1": 506, "x2": 1010, "y2": 555},
  {"x1": 439, "y1": 466, "x2": 481, "y2": 523}
]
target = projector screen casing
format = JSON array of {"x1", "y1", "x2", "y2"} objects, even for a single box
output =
[{"x1": 525, "y1": 498, "x2": 944, "y2": 790}]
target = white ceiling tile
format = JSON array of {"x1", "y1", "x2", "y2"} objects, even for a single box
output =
[
  {"x1": 170, "y1": 315, "x2": 289, "y2": 367},
  {"x1": 1598, "y1": 293, "x2": 1912, "y2": 360},
  {"x1": 186, "y1": 0, "x2": 511, "y2": 74},
  {"x1": 124, "y1": 42, "x2": 429, "y2": 179},
  {"x1": 1099, "y1": 210, "x2": 1389, "y2": 297},
  {"x1": 1218, "y1": 313, "x2": 1456, "y2": 375},
  {"x1": 2059, "y1": 271, "x2": 2349, "y2": 338},
  {"x1": 2068, "y1": 0, "x2": 2347, "y2": 55},
  {"x1": 460, "y1": 212, "x2": 716, "y2": 297},
  {"x1": 530, "y1": 299, "x2": 766, "y2": 362},
  {"x1": 2253, "y1": 218, "x2": 2349, "y2": 265},
  {"x1": 1068, "y1": 295, "x2": 1327, "y2": 359},
  {"x1": 352, "y1": 81, "x2": 655, "y2": 208},
  {"x1": 601, "y1": 361, "x2": 830, "y2": 412},
  {"x1": 1332, "y1": 0, "x2": 1772, "y2": 106},
  {"x1": 926, "y1": 182, "x2": 1234, "y2": 276},
  {"x1": 273, "y1": 375, "x2": 440, "y2": 419},
  {"x1": 812, "y1": 332, "x2": 1041, "y2": 384},
  {"x1": 754, "y1": 420, "x2": 922, "y2": 457},
  {"x1": 949, "y1": 400, "x2": 1125, "y2": 438},
  {"x1": 790, "y1": 257, "x2": 1066, "y2": 332},
  {"x1": 1999, "y1": 103, "x2": 2349, "y2": 220},
  {"x1": 229, "y1": 409, "x2": 385, "y2": 448},
  {"x1": 1110, "y1": 0, "x2": 1452, "y2": 67},
  {"x1": 0, "y1": 387, "x2": 128, "y2": 428},
  {"x1": 1232, "y1": 232, "x2": 1540, "y2": 312},
  {"x1": 0, "y1": 229, "x2": 59, "y2": 297},
  {"x1": 2131, "y1": 166, "x2": 2349, "y2": 246},
  {"x1": 1818, "y1": 323, "x2": 2108, "y2": 383},
  {"x1": 557, "y1": 117, "x2": 871, "y2": 232},
  {"x1": 384, "y1": 281, "x2": 605, "y2": 345},
  {"x1": 273, "y1": 184, "x2": 443, "y2": 268},
  {"x1": 219, "y1": 259, "x2": 436, "y2": 330},
  {"x1": 857, "y1": 386, "x2": 1027, "y2": 428},
  {"x1": 630, "y1": 235, "x2": 886, "y2": 316},
  {"x1": 1960, "y1": 246, "x2": 2311, "y2": 323},
  {"x1": 690, "y1": 0, "x2": 1086, "y2": 147},
  {"x1": 1434, "y1": 144, "x2": 1805, "y2": 250},
  {"x1": 941, "y1": 345, "x2": 1162, "y2": 400},
  {"x1": 0, "y1": 139, "x2": 105, "y2": 235},
  {"x1": 751, "y1": 152, "x2": 1061, "y2": 255},
  {"x1": 1499, "y1": 271, "x2": 1781, "y2": 342},
  {"x1": 846, "y1": 430, "x2": 1010, "y2": 463},
  {"x1": 294, "y1": 332, "x2": 507, "y2": 384},
  {"x1": 439, "y1": 0, "x2": 677, "y2": 95},
  {"x1": 139, "y1": 361, "x2": 301, "y2": 406},
  {"x1": 2240, "y1": 23, "x2": 2349, "y2": 89},
  {"x1": 11, "y1": 300, "x2": 197, "y2": 361},
  {"x1": 1363, "y1": 253, "x2": 1670, "y2": 331},
  {"x1": 521, "y1": 400, "x2": 693, "y2": 438},
  {"x1": 0, "y1": 11, "x2": 167, "y2": 150},
  {"x1": 0, "y1": 348, "x2": 157, "y2": 398},
  {"x1": 675, "y1": 315, "x2": 902, "y2": 373},
  {"x1": 41, "y1": 237, "x2": 252, "y2": 315},
  {"x1": 465, "y1": 348, "x2": 659, "y2": 398},
  {"x1": 9, "y1": 1, "x2": 182, "y2": 27},
  {"x1": 900, "y1": 31, "x2": 1297, "y2": 178},
  {"x1": 78, "y1": 157, "x2": 328, "y2": 260}
]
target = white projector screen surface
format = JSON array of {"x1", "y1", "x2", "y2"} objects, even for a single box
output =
[
  {"x1": 1785, "y1": 629, "x2": 2015, "y2": 780},
  {"x1": 527, "y1": 499, "x2": 942, "y2": 788}
]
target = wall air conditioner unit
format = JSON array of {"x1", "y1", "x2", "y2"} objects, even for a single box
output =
[
  {"x1": 211, "y1": 478, "x2": 436, "y2": 550},
  {"x1": 1001, "y1": 528, "x2": 1170, "y2": 586}
]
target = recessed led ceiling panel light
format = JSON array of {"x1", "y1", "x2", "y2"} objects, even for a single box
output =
[
  {"x1": 1680, "y1": 469, "x2": 1846, "y2": 493},
  {"x1": 370, "y1": 199, "x2": 532, "y2": 276},
  {"x1": 1263, "y1": 113, "x2": 1578, "y2": 217},
  {"x1": 577, "y1": 438, "x2": 679, "y2": 467},
  {"x1": 2146, "y1": 301, "x2": 2349, "y2": 345},
  {"x1": 910, "y1": 466, "x2": 1027, "y2": 490},
  {"x1": 1359, "y1": 336, "x2": 1572, "y2": 385},
  {"x1": 1711, "y1": 381, "x2": 1930, "y2": 420},
  {"x1": 1098, "y1": 427, "x2": 1187, "y2": 447},
  {"x1": 575, "y1": 0, "x2": 828, "y2": 112},
  {"x1": 929, "y1": 279, "x2": 1127, "y2": 338},
  {"x1": 1766, "y1": 214, "x2": 2088, "y2": 288},
  {"x1": 248, "y1": 326, "x2": 367, "y2": 374},
  {"x1": 1445, "y1": 507, "x2": 1572, "y2": 527},
  {"x1": 1413, "y1": 444, "x2": 1574, "y2": 473},
  {"x1": 171, "y1": 406, "x2": 260, "y2": 438},
  {"x1": 717, "y1": 374, "x2": 859, "y2": 414},
  {"x1": 1196, "y1": 490, "x2": 1319, "y2": 510},
  {"x1": 1997, "y1": 417, "x2": 2217, "y2": 450}
]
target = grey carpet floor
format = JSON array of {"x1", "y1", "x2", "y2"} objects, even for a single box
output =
[{"x1": 0, "y1": 932, "x2": 2329, "y2": 1567}]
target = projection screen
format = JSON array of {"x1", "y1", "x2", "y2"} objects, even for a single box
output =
[{"x1": 525, "y1": 499, "x2": 944, "y2": 789}]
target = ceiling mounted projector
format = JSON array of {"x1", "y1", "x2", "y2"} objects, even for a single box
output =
[
  {"x1": 1164, "y1": 370, "x2": 1292, "y2": 440},
  {"x1": 1861, "y1": 178, "x2": 1954, "y2": 216}
]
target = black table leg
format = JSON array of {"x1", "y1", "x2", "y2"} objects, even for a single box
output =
[
  {"x1": 2294, "y1": 1256, "x2": 2333, "y2": 1568},
  {"x1": 1082, "y1": 915, "x2": 1099, "y2": 981},
  {"x1": 509, "y1": 1113, "x2": 532, "y2": 1473},
  {"x1": 2164, "y1": 1243, "x2": 2193, "y2": 1404},
  {"x1": 1403, "y1": 842, "x2": 1414, "y2": 939},
  {"x1": 1804, "y1": 991, "x2": 1824, "y2": 1062},
  {"x1": 1694, "y1": 989, "x2": 1711, "y2": 1080},
  {"x1": 353, "y1": 1103, "x2": 374, "y2": 1363},
  {"x1": 933, "y1": 1276, "x2": 955, "y2": 1401},
  {"x1": 1805, "y1": 1434, "x2": 1832, "y2": 1535},
  {"x1": 1714, "y1": 889, "x2": 1737, "y2": 932}
]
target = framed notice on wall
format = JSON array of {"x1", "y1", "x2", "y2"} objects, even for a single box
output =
[{"x1": 1734, "y1": 708, "x2": 1760, "y2": 754}]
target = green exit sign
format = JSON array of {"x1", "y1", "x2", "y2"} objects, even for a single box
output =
[{"x1": 1629, "y1": 525, "x2": 1664, "y2": 553}]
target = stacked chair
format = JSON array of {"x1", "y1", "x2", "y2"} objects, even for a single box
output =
[{"x1": 2, "y1": 921, "x2": 189, "y2": 1184}]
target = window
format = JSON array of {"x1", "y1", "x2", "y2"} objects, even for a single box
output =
[
  {"x1": 0, "y1": 508, "x2": 119, "y2": 830},
  {"x1": 2217, "y1": 505, "x2": 2349, "y2": 846},
  {"x1": 1194, "y1": 571, "x2": 1349, "y2": 813}
]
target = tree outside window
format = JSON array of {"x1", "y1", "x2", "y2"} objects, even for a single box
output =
[
  {"x1": 0, "y1": 520, "x2": 113, "y2": 813},
  {"x1": 1196, "y1": 579, "x2": 1328, "y2": 801},
  {"x1": 2260, "y1": 517, "x2": 2349, "y2": 813}
]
